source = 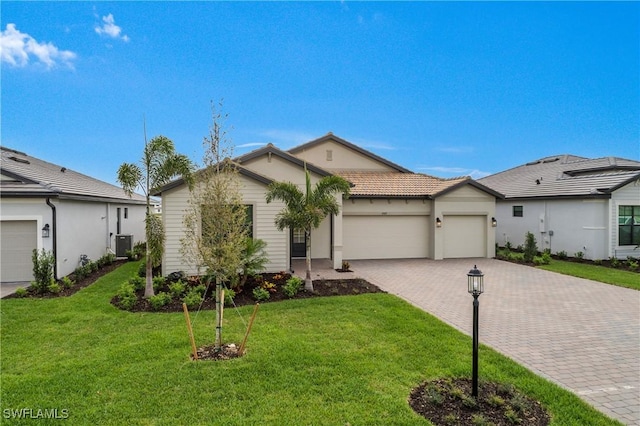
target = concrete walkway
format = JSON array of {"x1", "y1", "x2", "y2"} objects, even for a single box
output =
[{"x1": 298, "y1": 258, "x2": 640, "y2": 425}]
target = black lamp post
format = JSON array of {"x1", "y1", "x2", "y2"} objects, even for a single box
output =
[{"x1": 467, "y1": 265, "x2": 484, "y2": 397}]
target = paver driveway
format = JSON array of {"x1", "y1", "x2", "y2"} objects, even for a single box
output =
[{"x1": 345, "y1": 258, "x2": 640, "y2": 425}]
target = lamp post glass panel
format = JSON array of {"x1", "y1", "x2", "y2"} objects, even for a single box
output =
[{"x1": 467, "y1": 265, "x2": 484, "y2": 397}]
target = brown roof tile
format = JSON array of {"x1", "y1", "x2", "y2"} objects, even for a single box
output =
[{"x1": 337, "y1": 171, "x2": 469, "y2": 197}]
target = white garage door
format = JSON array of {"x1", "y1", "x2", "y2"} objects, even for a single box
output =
[
  {"x1": 343, "y1": 215, "x2": 429, "y2": 260},
  {"x1": 0, "y1": 220, "x2": 37, "y2": 282},
  {"x1": 443, "y1": 215, "x2": 486, "y2": 258}
]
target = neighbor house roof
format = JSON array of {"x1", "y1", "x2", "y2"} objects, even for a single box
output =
[
  {"x1": 336, "y1": 171, "x2": 497, "y2": 198},
  {"x1": 0, "y1": 146, "x2": 146, "y2": 203},
  {"x1": 478, "y1": 154, "x2": 640, "y2": 199},
  {"x1": 289, "y1": 132, "x2": 412, "y2": 173}
]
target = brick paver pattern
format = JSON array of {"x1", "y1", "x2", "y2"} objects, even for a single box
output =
[{"x1": 297, "y1": 258, "x2": 640, "y2": 426}]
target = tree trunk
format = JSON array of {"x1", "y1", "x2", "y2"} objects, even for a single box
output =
[
  {"x1": 214, "y1": 277, "x2": 223, "y2": 351},
  {"x1": 305, "y1": 230, "x2": 313, "y2": 292},
  {"x1": 144, "y1": 250, "x2": 154, "y2": 298}
]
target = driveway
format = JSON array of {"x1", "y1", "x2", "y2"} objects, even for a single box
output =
[{"x1": 315, "y1": 258, "x2": 639, "y2": 425}]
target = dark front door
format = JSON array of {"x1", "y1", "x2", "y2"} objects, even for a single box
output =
[{"x1": 291, "y1": 229, "x2": 306, "y2": 258}]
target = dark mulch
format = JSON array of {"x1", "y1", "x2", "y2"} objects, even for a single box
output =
[
  {"x1": 111, "y1": 272, "x2": 385, "y2": 313},
  {"x1": 409, "y1": 378, "x2": 550, "y2": 426},
  {"x1": 3, "y1": 260, "x2": 129, "y2": 299}
]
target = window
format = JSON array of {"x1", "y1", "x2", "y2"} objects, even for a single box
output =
[
  {"x1": 244, "y1": 205, "x2": 254, "y2": 239},
  {"x1": 618, "y1": 206, "x2": 640, "y2": 246},
  {"x1": 513, "y1": 206, "x2": 523, "y2": 217},
  {"x1": 201, "y1": 204, "x2": 254, "y2": 242},
  {"x1": 117, "y1": 208, "x2": 121, "y2": 234},
  {"x1": 124, "y1": 208, "x2": 128, "y2": 219}
]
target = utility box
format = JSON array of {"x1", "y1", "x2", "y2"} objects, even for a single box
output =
[{"x1": 115, "y1": 234, "x2": 133, "y2": 258}]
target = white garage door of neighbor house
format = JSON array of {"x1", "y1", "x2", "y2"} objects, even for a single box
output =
[
  {"x1": 443, "y1": 215, "x2": 486, "y2": 258},
  {"x1": 343, "y1": 215, "x2": 429, "y2": 260},
  {"x1": 0, "y1": 220, "x2": 37, "y2": 282}
]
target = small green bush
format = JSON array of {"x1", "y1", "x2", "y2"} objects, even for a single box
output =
[
  {"x1": 609, "y1": 257, "x2": 620, "y2": 268},
  {"x1": 31, "y1": 248, "x2": 55, "y2": 294},
  {"x1": 488, "y1": 394, "x2": 505, "y2": 407},
  {"x1": 182, "y1": 289, "x2": 203, "y2": 310},
  {"x1": 14, "y1": 287, "x2": 28, "y2": 298},
  {"x1": 504, "y1": 408, "x2": 522, "y2": 424},
  {"x1": 523, "y1": 232, "x2": 537, "y2": 263},
  {"x1": 193, "y1": 284, "x2": 207, "y2": 296},
  {"x1": 61, "y1": 276, "x2": 74, "y2": 288},
  {"x1": 169, "y1": 280, "x2": 186, "y2": 298},
  {"x1": 556, "y1": 250, "x2": 568, "y2": 260},
  {"x1": 224, "y1": 288, "x2": 236, "y2": 307},
  {"x1": 283, "y1": 276, "x2": 304, "y2": 298},
  {"x1": 252, "y1": 287, "x2": 270, "y2": 302},
  {"x1": 117, "y1": 283, "x2": 137, "y2": 311},
  {"x1": 153, "y1": 276, "x2": 166, "y2": 292},
  {"x1": 574, "y1": 251, "x2": 584, "y2": 260},
  {"x1": 128, "y1": 275, "x2": 145, "y2": 291},
  {"x1": 507, "y1": 252, "x2": 525, "y2": 263},
  {"x1": 47, "y1": 281, "x2": 61, "y2": 294},
  {"x1": 504, "y1": 241, "x2": 513, "y2": 251},
  {"x1": 534, "y1": 252, "x2": 552, "y2": 265},
  {"x1": 626, "y1": 258, "x2": 638, "y2": 272},
  {"x1": 593, "y1": 259, "x2": 602, "y2": 265},
  {"x1": 149, "y1": 292, "x2": 171, "y2": 311}
]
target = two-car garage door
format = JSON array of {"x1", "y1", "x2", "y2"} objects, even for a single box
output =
[
  {"x1": 343, "y1": 215, "x2": 429, "y2": 259},
  {"x1": 0, "y1": 220, "x2": 37, "y2": 282}
]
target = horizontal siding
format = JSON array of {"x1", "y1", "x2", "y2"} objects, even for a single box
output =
[
  {"x1": 162, "y1": 175, "x2": 288, "y2": 276},
  {"x1": 611, "y1": 180, "x2": 640, "y2": 259}
]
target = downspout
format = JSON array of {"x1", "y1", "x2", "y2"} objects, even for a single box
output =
[{"x1": 46, "y1": 198, "x2": 58, "y2": 280}]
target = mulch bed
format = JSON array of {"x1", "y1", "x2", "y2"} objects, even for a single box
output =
[{"x1": 409, "y1": 378, "x2": 550, "y2": 425}]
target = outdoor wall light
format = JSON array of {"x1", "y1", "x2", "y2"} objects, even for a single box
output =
[
  {"x1": 436, "y1": 217, "x2": 442, "y2": 228},
  {"x1": 467, "y1": 265, "x2": 484, "y2": 397},
  {"x1": 491, "y1": 217, "x2": 497, "y2": 227},
  {"x1": 42, "y1": 224, "x2": 50, "y2": 238}
]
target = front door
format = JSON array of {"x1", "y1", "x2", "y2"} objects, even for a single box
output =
[{"x1": 291, "y1": 228, "x2": 306, "y2": 258}]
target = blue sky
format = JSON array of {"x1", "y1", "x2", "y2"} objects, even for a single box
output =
[{"x1": 2, "y1": 1, "x2": 638, "y2": 186}]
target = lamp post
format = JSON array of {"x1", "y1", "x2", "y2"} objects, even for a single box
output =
[{"x1": 467, "y1": 265, "x2": 484, "y2": 397}]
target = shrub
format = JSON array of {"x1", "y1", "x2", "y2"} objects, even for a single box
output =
[
  {"x1": 252, "y1": 287, "x2": 270, "y2": 302},
  {"x1": 574, "y1": 251, "x2": 584, "y2": 260},
  {"x1": 31, "y1": 249, "x2": 55, "y2": 294},
  {"x1": 193, "y1": 284, "x2": 207, "y2": 296},
  {"x1": 153, "y1": 276, "x2": 167, "y2": 292},
  {"x1": 609, "y1": 257, "x2": 620, "y2": 268},
  {"x1": 132, "y1": 241, "x2": 146, "y2": 259},
  {"x1": 237, "y1": 238, "x2": 269, "y2": 289},
  {"x1": 224, "y1": 288, "x2": 236, "y2": 307},
  {"x1": 341, "y1": 260, "x2": 351, "y2": 271},
  {"x1": 507, "y1": 252, "x2": 525, "y2": 263},
  {"x1": 593, "y1": 259, "x2": 602, "y2": 265},
  {"x1": 523, "y1": 232, "x2": 537, "y2": 263},
  {"x1": 504, "y1": 408, "x2": 522, "y2": 424},
  {"x1": 504, "y1": 241, "x2": 513, "y2": 251},
  {"x1": 556, "y1": 250, "x2": 568, "y2": 260},
  {"x1": 261, "y1": 281, "x2": 277, "y2": 293},
  {"x1": 47, "y1": 281, "x2": 61, "y2": 294},
  {"x1": 283, "y1": 276, "x2": 304, "y2": 298},
  {"x1": 128, "y1": 275, "x2": 145, "y2": 291},
  {"x1": 14, "y1": 287, "x2": 28, "y2": 298},
  {"x1": 117, "y1": 283, "x2": 137, "y2": 311},
  {"x1": 149, "y1": 292, "x2": 171, "y2": 311},
  {"x1": 488, "y1": 394, "x2": 505, "y2": 407},
  {"x1": 169, "y1": 280, "x2": 186, "y2": 298},
  {"x1": 182, "y1": 289, "x2": 203, "y2": 310},
  {"x1": 534, "y1": 252, "x2": 552, "y2": 265},
  {"x1": 627, "y1": 258, "x2": 638, "y2": 272},
  {"x1": 61, "y1": 276, "x2": 74, "y2": 288}
]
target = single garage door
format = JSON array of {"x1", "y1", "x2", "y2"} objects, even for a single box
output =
[
  {"x1": 443, "y1": 215, "x2": 486, "y2": 258},
  {"x1": 343, "y1": 215, "x2": 429, "y2": 260},
  {"x1": 0, "y1": 220, "x2": 37, "y2": 282}
]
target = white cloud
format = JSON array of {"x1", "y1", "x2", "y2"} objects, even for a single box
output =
[
  {"x1": 95, "y1": 14, "x2": 129, "y2": 42},
  {"x1": 236, "y1": 142, "x2": 267, "y2": 149},
  {"x1": 0, "y1": 23, "x2": 76, "y2": 69},
  {"x1": 258, "y1": 129, "x2": 316, "y2": 148},
  {"x1": 417, "y1": 166, "x2": 490, "y2": 179}
]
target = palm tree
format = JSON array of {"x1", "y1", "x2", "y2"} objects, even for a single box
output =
[
  {"x1": 266, "y1": 166, "x2": 350, "y2": 292},
  {"x1": 117, "y1": 135, "x2": 193, "y2": 297}
]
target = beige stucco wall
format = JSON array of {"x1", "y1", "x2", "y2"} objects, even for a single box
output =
[
  {"x1": 432, "y1": 185, "x2": 496, "y2": 260},
  {"x1": 292, "y1": 139, "x2": 397, "y2": 172}
]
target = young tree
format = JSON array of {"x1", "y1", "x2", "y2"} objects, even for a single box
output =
[
  {"x1": 117, "y1": 134, "x2": 194, "y2": 298},
  {"x1": 181, "y1": 101, "x2": 248, "y2": 351},
  {"x1": 265, "y1": 166, "x2": 350, "y2": 292}
]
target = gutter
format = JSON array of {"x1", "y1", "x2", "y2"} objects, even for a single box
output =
[{"x1": 46, "y1": 198, "x2": 58, "y2": 280}]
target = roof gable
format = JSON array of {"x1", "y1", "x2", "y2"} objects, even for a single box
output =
[
  {"x1": 289, "y1": 133, "x2": 412, "y2": 173},
  {"x1": 236, "y1": 143, "x2": 332, "y2": 177}
]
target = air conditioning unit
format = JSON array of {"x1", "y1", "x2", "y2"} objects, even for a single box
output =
[{"x1": 115, "y1": 234, "x2": 133, "y2": 258}]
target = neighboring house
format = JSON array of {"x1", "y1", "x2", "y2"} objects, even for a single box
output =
[
  {"x1": 157, "y1": 133, "x2": 502, "y2": 276},
  {"x1": 479, "y1": 155, "x2": 640, "y2": 260},
  {"x1": 0, "y1": 146, "x2": 147, "y2": 282}
]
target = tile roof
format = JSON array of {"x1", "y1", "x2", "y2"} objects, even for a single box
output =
[
  {"x1": 1, "y1": 147, "x2": 146, "y2": 203},
  {"x1": 478, "y1": 155, "x2": 640, "y2": 199},
  {"x1": 336, "y1": 171, "x2": 470, "y2": 197}
]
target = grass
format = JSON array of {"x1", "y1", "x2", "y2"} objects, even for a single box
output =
[
  {"x1": 538, "y1": 260, "x2": 640, "y2": 290},
  {"x1": 0, "y1": 262, "x2": 622, "y2": 425}
]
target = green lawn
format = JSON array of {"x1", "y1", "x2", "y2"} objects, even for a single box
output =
[
  {"x1": 0, "y1": 262, "x2": 622, "y2": 425},
  {"x1": 538, "y1": 260, "x2": 640, "y2": 290}
]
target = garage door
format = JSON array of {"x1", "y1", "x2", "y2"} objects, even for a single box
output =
[
  {"x1": 443, "y1": 215, "x2": 486, "y2": 258},
  {"x1": 343, "y1": 215, "x2": 429, "y2": 260},
  {"x1": 0, "y1": 220, "x2": 37, "y2": 282}
]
